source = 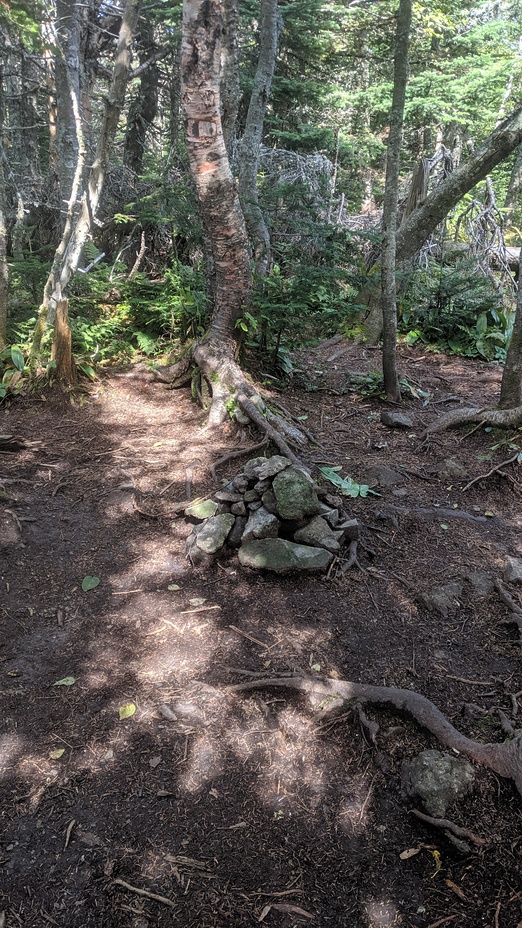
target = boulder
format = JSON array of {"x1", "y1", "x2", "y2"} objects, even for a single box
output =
[
  {"x1": 272, "y1": 466, "x2": 321, "y2": 521},
  {"x1": 366, "y1": 464, "x2": 404, "y2": 487},
  {"x1": 239, "y1": 538, "x2": 333, "y2": 573},
  {"x1": 504, "y1": 555, "x2": 522, "y2": 585},
  {"x1": 402, "y1": 750, "x2": 475, "y2": 816},
  {"x1": 185, "y1": 499, "x2": 218, "y2": 520},
  {"x1": 244, "y1": 457, "x2": 268, "y2": 479},
  {"x1": 256, "y1": 455, "x2": 292, "y2": 479},
  {"x1": 380, "y1": 410, "x2": 414, "y2": 429}
]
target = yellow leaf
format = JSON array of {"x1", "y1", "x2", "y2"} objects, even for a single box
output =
[
  {"x1": 119, "y1": 702, "x2": 136, "y2": 720},
  {"x1": 49, "y1": 748, "x2": 65, "y2": 759},
  {"x1": 431, "y1": 849, "x2": 442, "y2": 877}
]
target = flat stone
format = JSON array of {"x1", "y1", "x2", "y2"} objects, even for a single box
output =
[
  {"x1": 418, "y1": 581, "x2": 464, "y2": 618},
  {"x1": 194, "y1": 514, "x2": 235, "y2": 554},
  {"x1": 380, "y1": 410, "x2": 414, "y2": 429},
  {"x1": 293, "y1": 515, "x2": 342, "y2": 553},
  {"x1": 272, "y1": 466, "x2": 322, "y2": 521},
  {"x1": 466, "y1": 570, "x2": 494, "y2": 597},
  {"x1": 436, "y1": 458, "x2": 468, "y2": 481},
  {"x1": 256, "y1": 455, "x2": 292, "y2": 479},
  {"x1": 254, "y1": 478, "x2": 271, "y2": 493},
  {"x1": 504, "y1": 555, "x2": 522, "y2": 584},
  {"x1": 244, "y1": 489, "x2": 260, "y2": 503},
  {"x1": 215, "y1": 489, "x2": 244, "y2": 503},
  {"x1": 366, "y1": 464, "x2": 404, "y2": 487},
  {"x1": 402, "y1": 750, "x2": 475, "y2": 817},
  {"x1": 185, "y1": 499, "x2": 218, "y2": 520},
  {"x1": 241, "y1": 506, "x2": 280, "y2": 542},
  {"x1": 244, "y1": 457, "x2": 268, "y2": 479},
  {"x1": 238, "y1": 538, "x2": 333, "y2": 574},
  {"x1": 319, "y1": 503, "x2": 340, "y2": 527}
]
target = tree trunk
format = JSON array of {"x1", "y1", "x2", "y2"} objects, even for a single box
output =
[
  {"x1": 31, "y1": 0, "x2": 140, "y2": 370},
  {"x1": 380, "y1": 0, "x2": 411, "y2": 403},
  {"x1": 51, "y1": 299, "x2": 77, "y2": 384},
  {"x1": 238, "y1": 0, "x2": 278, "y2": 277},
  {"x1": 0, "y1": 36, "x2": 8, "y2": 348},
  {"x1": 55, "y1": 0, "x2": 83, "y2": 228},
  {"x1": 504, "y1": 144, "x2": 522, "y2": 216},
  {"x1": 220, "y1": 0, "x2": 240, "y2": 156},
  {"x1": 499, "y1": 282, "x2": 522, "y2": 408},
  {"x1": 124, "y1": 17, "x2": 159, "y2": 174},
  {"x1": 181, "y1": 0, "x2": 252, "y2": 402}
]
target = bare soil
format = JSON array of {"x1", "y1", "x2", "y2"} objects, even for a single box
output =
[{"x1": 1, "y1": 340, "x2": 521, "y2": 928}]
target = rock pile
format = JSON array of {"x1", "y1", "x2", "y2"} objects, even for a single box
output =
[{"x1": 185, "y1": 455, "x2": 359, "y2": 573}]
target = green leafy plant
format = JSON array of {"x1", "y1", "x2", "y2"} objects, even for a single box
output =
[{"x1": 318, "y1": 465, "x2": 380, "y2": 498}]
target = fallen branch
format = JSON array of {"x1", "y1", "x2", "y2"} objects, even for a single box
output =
[
  {"x1": 462, "y1": 450, "x2": 520, "y2": 491},
  {"x1": 227, "y1": 673, "x2": 522, "y2": 796}
]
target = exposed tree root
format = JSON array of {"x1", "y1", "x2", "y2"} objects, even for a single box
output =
[
  {"x1": 410, "y1": 809, "x2": 488, "y2": 851},
  {"x1": 227, "y1": 674, "x2": 522, "y2": 797},
  {"x1": 425, "y1": 404, "x2": 522, "y2": 435}
]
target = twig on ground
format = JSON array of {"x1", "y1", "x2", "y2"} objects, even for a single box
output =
[
  {"x1": 411, "y1": 809, "x2": 488, "y2": 847},
  {"x1": 462, "y1": 450, "x2": 520, "y2": 491},
  {"x1": 210, "y1": 439, "x2": 268, "y2": 483},
  {"x1": 113, "y1": 878, "x2": 177, "y2": 909},
  {"x1": 339, "y1": 540, "x2": 363, "y2": 574}
]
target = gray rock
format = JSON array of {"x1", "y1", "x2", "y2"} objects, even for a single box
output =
[
  {"x1": 231, "y1": 501, "x2": 247, "y2": 516},
  {"x1": 319, "y1": 503, "x2": 340, "y2": 527},
  {"x1": 248, "y1": 500, "x2": 263, "y2": 511},
  {"x1": 244, "y1": 457, "x2": 268, "y2": 479},
  {"x1": 402, "y1": 750, "x2": 475, "y2": 816},
  {"x1": 436, "y1": 458, "x2": 468, "y2": 481},
  {"x1": 380, "y1": 410, "x2": 414, "y2": 429},
  {"x1": 254, "y1": 478, "x2": 271, "y2": 493},
  {"x1": 466, "y1": 570, "x2": 494, "y2": 597},
  {"x1": 215, "y1": 489, "x2": 244, "y2": 503},
  {"x1": 293, "y1": 515, "x2": 343, "y2": 553},
  {"x1": 242, "y1": 506, "x2": 280, "y2": 542},
  {"x1": 392, "y1": 487, "x2": 409, "y2": 497},
  {"x1": 272, "y1": 466, "x2": 322, "y2": 521},
  {"x1": 232, "y1": 474, "x2": 249, "y2": 493},
  {"x1": 504, "y1": 555, "x2": 522, "y2": 584},
  {"x1": 244, "y1": 489, "x2": 260, "y2": 502},
  {"x1": 194, "y1": 514, "x2": 235, "y2": 554},
  {"x1": 366, "y1": 464, "x2": 404, "y2": 487},
  {"x1": 239, "y1": 538, "x2": 333, "y2": 574},
  {"x1": 337, "y1": 518, "x2": 360, "y2": 541},
  {"x1": 256, "y1": 455, "x2": 292, "y2": 479},
  {"x1": 418, "y1": 581, "x2": 464, "y2": 618},
  {"x1": 261, "y1": 489, "x2": 278, "y2": 514},
  {"x1": 185, "y1": 499, "x2": 218, "y2": 520},
  {"x1": 228, "y1": 515, "x2": 247, "y2": 548}
]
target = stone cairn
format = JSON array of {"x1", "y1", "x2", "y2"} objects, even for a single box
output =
[{"x1": 185, "y1": 455, "x2": 359, "y2": 573}]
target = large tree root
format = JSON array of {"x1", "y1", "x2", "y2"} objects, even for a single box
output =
[
  {"x1": 425, "y1": 404, "x2": 522, "y2": 435},
  {"x1": 228, "y1": 674, "x2": 522, "y2": 797}
]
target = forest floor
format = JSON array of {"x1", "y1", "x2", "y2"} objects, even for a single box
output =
[{"x1": 1, "y1": 338, "x2": 521, "y2": 928}]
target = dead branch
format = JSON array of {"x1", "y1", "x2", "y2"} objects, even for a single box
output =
[
  {"x1": 227, "y1": 673, "x2": 522, "y2": 796},
  {"x1": 462, "y1": 450, "x2": 520, "y2": 491},
  {"x1": 113, "y1": 878, "x2": 177, "y2": 909},
  {"x1": 236, "y1": 393, "x2": 302, "y2": 463}
]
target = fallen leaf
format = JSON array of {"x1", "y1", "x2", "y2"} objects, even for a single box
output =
[
  {"x1": 149, "y1": 755, "x2": 162, "y2": 768},
  {"x1": 49, "y1": 748, "x2": 65, "y2": 759},
  {"x1": 119, "y1": 702, "x2": 136, "y2": 720},
  {"x1": 259, "y1": 903, "x2": 272, "y2": 922},
  {"x1": 431, "y1": 849, "x2": 442, "y2": 877},
  {"x1": 168, "y1": 584, "x2": 181, "y2": 591},
  {"x1": 189, "y1": 597, "x2": 206, "y2": 606},
  {"x1": 53, "y1": 676, "x2": 76, "y2": 686},
  {"x1": 484, "y1": 510, "x2": 495, "y2": 517},
  {"x1": 440, "y1": 523, "x2": 449, "y2": 530},
  {"x1": 272, "y1": 903, "x2": 314, "y2": 919},
  {"x1": 81, "y1": 575, "x2": 100, "y2": 592},
  {"x1": 400, "y1": 847, "x2": 421, "y2": 860}
]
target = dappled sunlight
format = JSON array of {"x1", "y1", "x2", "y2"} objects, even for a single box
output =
[
  {"x1": 364, "y1": 898, "x2": 402, "y2": 927},
  {"x1": 178, "y1": 730, "x2": 224, "y2": 793},
  {"x1": 337, "y1": 770, "x2": 376, "y2": 835},
  {"x1": 0, "y1": 732, "x2": 27, "y2": 780}
]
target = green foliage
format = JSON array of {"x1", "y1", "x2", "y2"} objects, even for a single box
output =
[
  {"x1": 0, "y1": 345, "x2": 29, "y2": 400},
  {"x1": 399, "y1": 258, "x2": 510, "y2": 360},
  {"x1": 318, "y1": 466, "x2": 380, "y2": 498}
]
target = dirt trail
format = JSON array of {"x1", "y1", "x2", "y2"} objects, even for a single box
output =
[{"x1": 1, "y1": 342, "x2": 521, "y2": 928}]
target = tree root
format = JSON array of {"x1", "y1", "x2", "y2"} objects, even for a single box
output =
[
  {"x1": 410, "y1": 809, "x2": 488, "y2": 851},
  {"x1": 227, "y1": 673, "x2": 522, "y2": 797},
  {"x1": 425, "y1": 404, "x2": 522, "y2": 436}
]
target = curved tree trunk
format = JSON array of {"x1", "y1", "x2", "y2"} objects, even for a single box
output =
[
  {"x1": 238, "y1": 0, "x2": 278, "y2": 278},
  {"x1": 220, "y1": 0, "x2": 240, "y2": 156},
  {"x1": 381, "y1": 0, "x2": 411, "y2": 402},
  {"x1": 124, "y1": 17, "x2": 159, "y2": 174}
]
